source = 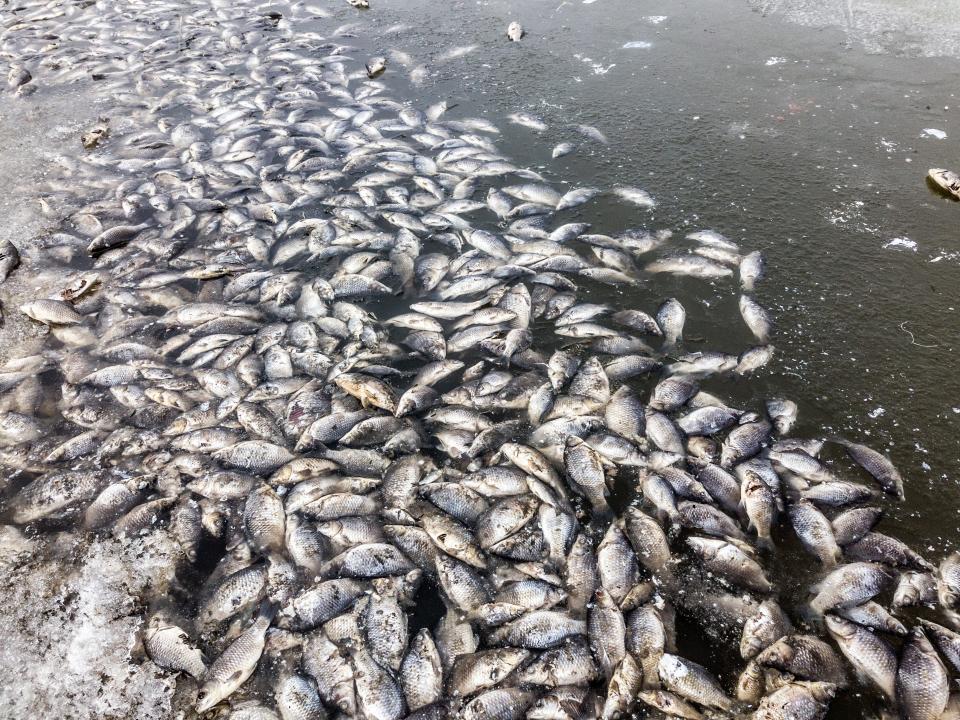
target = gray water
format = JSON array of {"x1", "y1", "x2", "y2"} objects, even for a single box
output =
[{"x1": 0, "y1": 0, "x2": 959, "y2": 717}]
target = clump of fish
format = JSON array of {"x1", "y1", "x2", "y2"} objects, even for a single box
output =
[{"x1": 0, "y1": 1, "x2": 958, "y2": 720}]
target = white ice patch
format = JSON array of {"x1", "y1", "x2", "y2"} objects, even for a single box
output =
[
  {"x1": 622, "y1": 41, "x2": 653, "y2": 49},
  {"x1": 644, "y1": 15, "x2": 668, "y2": 24},
  {"x1": 765, "y1": 56, "x2": 788, "y2": 65},
  {"x1": 883, "y1": 237, "x2": 917, "y2": 251},
  {"x1": 0, "y1": 532, "x2": 183, "y2": 719},
  {"x1": 921, "y1": 128, "x2": 947, "y2": 139}
]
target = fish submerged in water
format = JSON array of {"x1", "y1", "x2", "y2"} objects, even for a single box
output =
[
  {"x1": 613, "y1": 186, "x2": 656, "y2": 208},
  {"x1": 0, "y1": 3, "x2": 948, "y2": 720},
  {"x1": 508, "y1": 111, "x2": 548, "y2": 132}
]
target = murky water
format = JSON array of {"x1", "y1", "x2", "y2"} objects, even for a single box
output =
[{"x1": 0, "y1": 0, "x2": 958, "y2": 717}]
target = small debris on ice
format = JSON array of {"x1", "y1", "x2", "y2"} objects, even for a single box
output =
[
  {"x1": 921, "y1": 128, "x2": 947, "y2": 139},
  {"x1": 80, "y1": 121, "x2": 109, "y2": 150},
  {"x1": 623, "y1": 41, "x2": 652, "y2": 49}
]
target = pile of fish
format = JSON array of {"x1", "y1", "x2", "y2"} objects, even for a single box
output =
[{"x1": 2, "y1": 1, "x2": 960, "y2": 719}]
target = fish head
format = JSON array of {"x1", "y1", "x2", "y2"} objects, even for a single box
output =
[
  {"x1": 824, "y1": 615, "x2": 855, "y2": 639},
  {"x1": 756, "y1": 638, "x2": 794, "y2": 667}
]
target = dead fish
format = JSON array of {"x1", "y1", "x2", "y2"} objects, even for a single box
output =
[
  {"x1": 7, "y1": 65, "x2": 32, "y2": 88},
  {"x1": 196, "y1": 603, "x2": 274, "y2": 713},
  {"x1": 366, "y1": 57, "x2": 387, "y2": 78},
  {"x1": 0, "y1": 239, "x2": 20, "y2": 282},
  {"x1": 834, "y1": 438, "x2": 905, "y2": 499},
  {"x1": 753, "y1": 682, "x2": 836, "y2": 720},
  {"x1": 739, "y1": 295, "x2": 773, "y2": 342},
  {"x1": 20, "y1": 299, "x2": 84, "y2": 326},
  {"x1": 144, "y1": 616, "x2": 207, "y2": 679},
  {"x1": 576, "y1": 124, "x2": 608, "y2": 144},
  {"x1": 740, "y1": 250, "x2": 765, "y2": 291},
  {"x1": 656, "y1": 298, "x2": 685, "y2": 348},
  {"x1": 825, "y1": 615, "x2": 896, "y2": 700},
  {"x1": 508, "y1": 112, "x2": 547, "y2": 132},
  {"x1": 657, "y1": 654, "x2": 734, "y2": 711},
  {"x1": 928, "y1": 168, "x2": 960, "y2": 199},
  {"x1": 896, "y1": 626, "x2": 950, "y2": 720},
  {"x1": 613, "y1": 187, "x2": 655, "y2": 208},
  {"x1": 646, "y1": 255, "x2": 732, "y2": 279}
]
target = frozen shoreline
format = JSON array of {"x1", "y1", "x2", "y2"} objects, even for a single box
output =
[
  {"x1": 750, "y1": 0, "x2": 960, "y2": 58},
  {"x1": 0, "y1": 532, "x2": 181, "y2": 719},
  {"x1": 0, "y1": 83, "x2": 104, "y2": 362}
]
